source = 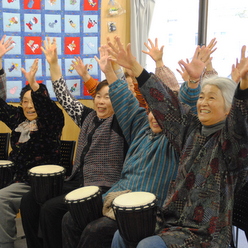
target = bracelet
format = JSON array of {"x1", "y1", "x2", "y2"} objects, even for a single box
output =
[{"x1": 189, "y1": 79, "x2": 199, "y2": 84}]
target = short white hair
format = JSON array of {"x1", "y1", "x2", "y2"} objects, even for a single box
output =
[{"x1": 201, "y1": 76, "x2": 237, "y2": 111}]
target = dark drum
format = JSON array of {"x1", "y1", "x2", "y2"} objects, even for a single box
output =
[
  {"x1": 0, "y1": 160, "x2": 14, "y2": 189},
  {"x1": 28, "y1": 165, "x2": 65, "y2": 204},
  {"x1": 112, "y1": 191, "x2": 157, "y2": 247},
  {"x1": 65, "y1": 186, "x2": 103, "y2": 230}
]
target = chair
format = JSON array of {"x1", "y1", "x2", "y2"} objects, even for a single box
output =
[
  {"x1": 230, "y1": 182, "x2": 248, "y2": 247},
  {"x1": 0, "y1": 133, "x2": 10, "y2": 160},
  {"x1": 60, "y1": 140, "x2": 76, "y2": 177}
]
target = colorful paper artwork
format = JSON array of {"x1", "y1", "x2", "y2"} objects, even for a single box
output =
[{"x1": 0, "y1": 0, "x2": 101, "y2": 102}]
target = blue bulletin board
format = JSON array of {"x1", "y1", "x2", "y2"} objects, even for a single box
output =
[{"x1": 0, "y1": 0, "x2": 100, "y2": 102}]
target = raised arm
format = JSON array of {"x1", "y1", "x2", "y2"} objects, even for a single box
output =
[
  {"x1": 0, "y1": 35, "x2": 14, "y2": 100},
  {"x1": 239, "y1": 45, "x2": 248, "y2": 90},
  {"x1": 21, "y1": 58, "x2": 39, "y2": 92},
  {"x1": 143, "y1": 38, "x2": 179, "y2": 93},
  {"x1": 41, "y1": 37, "x2": 62, "y2": 81},
  {"x1": 41, "y1": 37, "x2": 90, "y2": 127}
]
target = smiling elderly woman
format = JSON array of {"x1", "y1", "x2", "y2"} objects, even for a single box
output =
[{"x1": 109, "y1": 36, "x2": 248, "y2": 248}]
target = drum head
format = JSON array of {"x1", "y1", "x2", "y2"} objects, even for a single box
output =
[
  {"x1": 113, "y1": 192, "x2": 156, "y2": 209},
  {"x1": 65, "y1": 186, "x2": 100, "y2": 201},
  {"x1": 29, "y1": 165, "x2": 64, "y2": 175},
  {"x1": 0, "y1": 160, "x2": 14, "y2": 167}
]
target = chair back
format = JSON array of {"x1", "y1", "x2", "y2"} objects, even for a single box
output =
[
  {"x1": 60, "y1": 140, "x2": 76, "y2": 177},
  {"x1": 232, "y1": 181, "x2": 248, "y2": 243},
  {"x1": 0, "y1": 133, "x2": 10, "y2": 160}
]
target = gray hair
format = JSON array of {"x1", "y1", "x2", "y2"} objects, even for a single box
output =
[{"x1": 201, "y1": 76, "x2": 237, "y2": 111}]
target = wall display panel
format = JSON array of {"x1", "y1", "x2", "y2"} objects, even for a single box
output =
[{"x1": 0, "y1": 0, "x2": 100, "y2": 102}]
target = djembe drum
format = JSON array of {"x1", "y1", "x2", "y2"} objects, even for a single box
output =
[
  {"x1": 0, "y1": 160, "x2": 14, "y2": 189},
  {"x1": 65, "y1": 186, "x2": 103, "y2": 230},
  {"x1": 112, "y1": 191, "x2": 157, "y2": 247},
  {"x1": 28, "y1": 165, "x2": 65, "y2": 204}
]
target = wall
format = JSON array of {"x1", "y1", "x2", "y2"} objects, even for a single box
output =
[{"x1": 0, "y1": 0, "x2": 130, "y2": 150}]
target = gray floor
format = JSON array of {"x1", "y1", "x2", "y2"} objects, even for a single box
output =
[{"x1": 15, "y1": 217, "x2": 248, "y2": 248}]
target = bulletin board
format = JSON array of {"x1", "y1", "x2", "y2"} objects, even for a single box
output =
[{"x1": 0, "y1": 0, "x2": 101, "y2": 102}]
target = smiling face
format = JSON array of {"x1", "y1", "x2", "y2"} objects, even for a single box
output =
[
  {"x1": 21, "y1": 90, "x2": 38, "y2": 121},
  {"x1": 94, "y1": 85, "x2": 114, "y2": 119},
  {"x1": 197, "y1": 84, "x2": 229, "y2": 126},
  {"x1": 148, "y1": 111, "x2": 162, "y2": 133}
]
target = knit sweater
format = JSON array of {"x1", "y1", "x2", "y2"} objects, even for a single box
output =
[
  {"x1": 0, "y1": 71, "x2": 64, "y2": 183},
  {"x1": 52, "y1": 77, "x2": 127, "y2": 188},
  {"x1": 138, "y1": 70, "x2": 248, "y2": 248}
]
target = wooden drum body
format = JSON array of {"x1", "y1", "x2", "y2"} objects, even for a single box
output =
[
  {"x1": 28, "y1": 165, "x2": 65, "y2": 204},
  {"x1": 0, "y1": 160, "x2": 14, "y2": 189},
  {"x1": 65, "y1": 186, "x2": 103, "y2": 230},
  {"x1": 112, "y1": 191, "x2": 157, "y2": 246}
]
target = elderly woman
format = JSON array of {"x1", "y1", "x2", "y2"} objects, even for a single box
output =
[
  {"x1": 20, "y1": 37, "x2": 127, "y2": 248},
  {"x1": 109, "y1": 37, "x2": 248, "y2": 248},
  {"x1": 0, "y1": 36, "x2": 64, "y2": 248}
]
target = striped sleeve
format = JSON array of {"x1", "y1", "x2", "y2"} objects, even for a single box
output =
[
  {"x1": 178, "y1": 81, "x2": 200, "y2": 114},
  {"x1": 109, "y1": 79, "x2": 148, "y2": 145}
]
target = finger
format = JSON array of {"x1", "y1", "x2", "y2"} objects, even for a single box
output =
[
  {"x1": 143, "y1": 42, "x2": 150, "y2": 51},
  {"x1": 94, "y1": 55, "x2": 100, "y2": 63},
  {"x1": 176, "y1": 69, "x2": 182, "y2": 75},
  {"x1": 107, "y1": 47, "x2": 117, "y2": 59},
  {"x1": 142, "y1": 50, "x2": 150, "y2": 55},
  {"x1": 115, "y1": 36, "x2": 124, "y2": 50},
  {"x1": 193, "y1": 46, "x2": 201, "y2": 59},
  {"x1": 241, "y1": 45, "x2": 246, "y2": 59},
  {"x1": 0, "y1": 35, "x2": 6, "y2": 44},
  {"x1": 160, "y1": 45, "x2": 164, "y2": 53},
  {"x1": 148, "y1": 38, "x2": 155, "y2": 48},
  {"x1": 154, "y1": 38, "x2": 158, "y2": 47}
]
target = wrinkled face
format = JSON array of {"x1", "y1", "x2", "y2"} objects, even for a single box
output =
[
  {"x1": 148, "y1": 111, "x2": 162, "y2": 133},
  {"x1": 197, "y1": 84, "x2": 229, "y2": 126},
  {"x1": 21, "y1": 90, "x2": 38, "y2": 121},
  {"x1": 94, "y1": 85, "x2": 114, "y2": 119},
  {"x1": 126, "y1": 76, "x2": 136, "y2": 97}
]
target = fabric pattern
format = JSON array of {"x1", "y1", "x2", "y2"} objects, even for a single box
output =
[{"x1": 139, "y1": 71, "x2": 248, "y2": 248}]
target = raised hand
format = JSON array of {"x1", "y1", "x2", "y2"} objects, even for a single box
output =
[
  {"x1": 95, "y1": 44, "x2": 117, "y2": 84},
  {"x1": 176, "y1": 59, "x2": 190, "y2": 82},
  {"x1": 21, "y1": 58, "x2": 39, "y2": 91},
  {"x1": 107, "y1": 36, "x2": 143, "y2": 77},
  {"x1": 41, "y1": 37, "x2": 58, "y2": 65},
  {"x1": 0, "y1": 35, "x2": 14, "y2": 58},
  {"x1": 71, "y1": 57, "x2": 90, "y2": 81},
  {"x1": 142, "y1": 38, "x2": 164, "y2": 67},
  {"x1": 178, "y1": 45, "x2": 212, "y2": 81},
  {"x1": 238, "y1": 45, "x2": 248, "y2": 90}
]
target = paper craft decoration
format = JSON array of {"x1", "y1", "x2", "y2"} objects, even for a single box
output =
[{"x1": 0, "y1": 0, "x2": 101, "y2": 102}]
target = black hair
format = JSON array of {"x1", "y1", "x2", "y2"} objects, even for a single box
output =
[
  {"x1": 95, "y1": 79, "x2": 109, "y2": 94},
  {"x1": 20, "y1": 84, "x2": 32, "y2": 102}
]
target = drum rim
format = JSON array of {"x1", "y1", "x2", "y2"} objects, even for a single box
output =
[
  {"x1": 28, "y1": 165, "x2": 65, "y2": 176},
  {"x1": 65, "y1": 186, "x2": 101, "y2": 203},
  {"x1": 0, "y1": 160, "x2": 14, "y2": 167},
  {"x1": 112, "y1": 198, "x2": 157, "y2": 211},
  {"x1": 112, "y1": 191, "x2": 157, "y2": 209}
]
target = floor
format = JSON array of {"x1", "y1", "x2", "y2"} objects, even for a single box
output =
[{"x1": 14, "y1": 218, "x2": 248, "y2": 248}]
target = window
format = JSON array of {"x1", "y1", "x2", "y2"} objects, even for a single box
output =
[{"x1": 146, "y1": 0, "x2": 248, "y2": 82}]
